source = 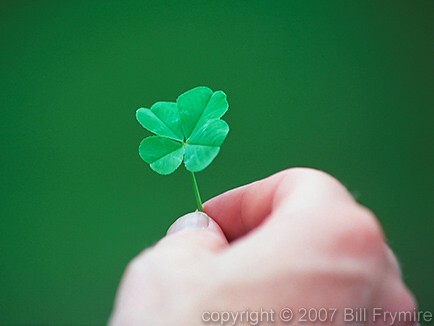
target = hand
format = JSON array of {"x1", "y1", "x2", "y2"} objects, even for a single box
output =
[{"x1": 109, "y1": 168, "x2": 416, "y2": 325}]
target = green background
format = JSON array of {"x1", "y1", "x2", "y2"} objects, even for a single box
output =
[{"x1": 1, "y1": 1, "x2": 433, "y2": 324}]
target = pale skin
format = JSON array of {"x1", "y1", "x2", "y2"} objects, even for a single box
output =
[{"x1": 109, "y1": 168, "x2": 416, "y2": 325}]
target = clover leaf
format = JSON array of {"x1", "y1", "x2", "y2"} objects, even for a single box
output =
[{"x1": 136, "y1": 86, "x2": 230, "y2": 211}]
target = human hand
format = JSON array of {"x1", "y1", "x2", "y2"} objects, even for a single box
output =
[{"x1": 109, "y1": 168, "x2": 416, "y2": 325}]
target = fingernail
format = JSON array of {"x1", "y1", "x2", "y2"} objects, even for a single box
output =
[{"x1": 167, "y1": 212, "x2": 210, "y2": 235}]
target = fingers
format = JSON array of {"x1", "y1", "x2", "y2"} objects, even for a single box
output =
[
  {"x1": 203, "y1": 171, "x2": 284, "y2": 241},
  {"x1": 210, "y1": 169, "x2": 387, "y2": 281},
  {"x1": 204, "y1": 167, "x2": 356, "y2": 241},
  {"x1": 206, "y1": 168, "x2": 416, "y2": 316},
  {"x1": 205, "y1": 168, "x2": 383, "y2": 297}
]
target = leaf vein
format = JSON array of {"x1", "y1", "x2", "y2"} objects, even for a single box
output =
[
  {"x1": 186, "y1": 93, "x2": 214, "y2": 140},
  {"x1": 147, "y1": 140, "x2": 183, "y2": 163}
]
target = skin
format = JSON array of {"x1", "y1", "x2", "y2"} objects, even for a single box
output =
[{"x1": 109, "y1": 168, "x2": 416, "y2": 325}]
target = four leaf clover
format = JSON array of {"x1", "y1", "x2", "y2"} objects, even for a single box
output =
[{"x1": 136, "y1": 86, "x2": 230, "y2": 175}]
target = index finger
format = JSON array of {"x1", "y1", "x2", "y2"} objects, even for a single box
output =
[{"x1": 203, "y1": 168, "x2": 355, "y2": 241}]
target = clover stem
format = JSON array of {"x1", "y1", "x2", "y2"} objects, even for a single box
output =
[{"x1": 190, "y1": 172, "x2": 203, "y2": 212}]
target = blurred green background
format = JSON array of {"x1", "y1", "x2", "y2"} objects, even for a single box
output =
[{"x1": 1, "y1": 1, "x2": 433, "y2": 324}]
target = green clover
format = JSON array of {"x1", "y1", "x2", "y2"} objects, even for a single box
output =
[{"x1": 136, "y1": 86, "x2": 230, "y2": 210}]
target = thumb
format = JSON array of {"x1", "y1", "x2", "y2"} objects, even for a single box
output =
[
  {"x1": 158, "y1": 212, "x2": 228, "y2": 257},
  {"x1": 109, "y1": 213, "x2": 227, "y2": 324}
]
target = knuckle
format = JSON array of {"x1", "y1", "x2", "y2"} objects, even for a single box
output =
[
  {"x1": 336, "y1": 212, "x2": 382, "y2": 256},
  {"x1": 309, "y1": 205, "x2": 389, "y2": 300},
  {"x1": 124, "y1": 248, "x2": 155, "y2": 276},
  {"x1": 351, "y1": 206, "x2": 384, "y2": 249},
  {"x1": 124, "y1": 257, "x2": 142, "y2": 276},
  {"x1": 280, "y1": 167, "x2": 353, "y2": 201},
  {"x1": 283, "y1": 167, "x2": 343, "y2": 187},
  {"x1": 305, "y1": 208, "x2": 388, "y2": 301},
  {"x1": 332, "y1": 205, "x2": 385, "y2": 263}
]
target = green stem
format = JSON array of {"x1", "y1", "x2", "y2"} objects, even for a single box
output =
[{"x1": 190, "y1": 172, "x2": 203, "y2": 212}]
